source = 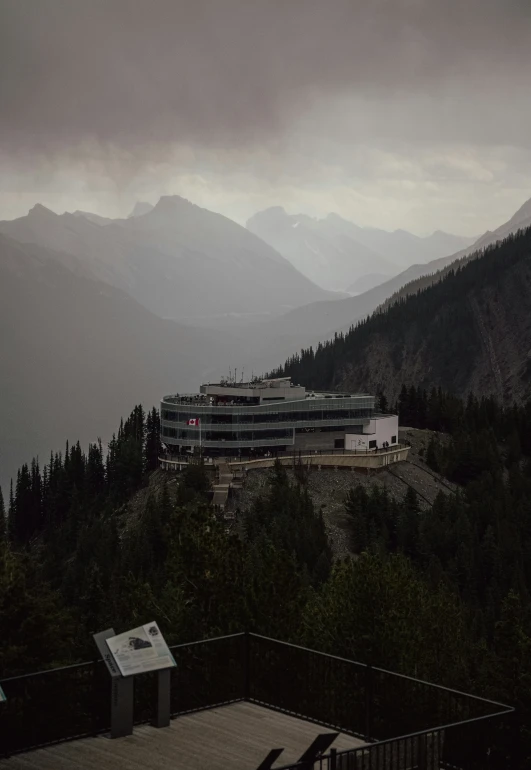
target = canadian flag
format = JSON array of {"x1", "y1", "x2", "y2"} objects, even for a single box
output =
[{"x1": 187, "y1": 418, "x2": 200, "y2": 426}]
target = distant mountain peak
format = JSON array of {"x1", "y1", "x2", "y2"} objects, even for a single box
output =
[
  {"x1": 155, "y1": 194, "x2": 191, "y2": 208},
  {"x1": 247, "y1": 206, "x2": 287, "y2": 225},
  {"x1": 28, "y1": 203, "x2": 56, "y2": 218},
  {"x1": 146, "y1": 195, "x2": 197, "y2": 218},
  {"x1": 326, "y1": 212, "x2": 355, "y2": 226},
  {"x1": 127, "y1": 201, "x2": 154, "y2": 218},
  {"x1": 506, "y1": 195, "x2": 531, "y2": 227},
  {"x1": 72, "y1": 210, "x2": 114, "y2": 226}
]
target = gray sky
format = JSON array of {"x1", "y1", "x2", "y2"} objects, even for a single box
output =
[{"x1": 1, "y1": 0, "x2": 531, "y2": 234}]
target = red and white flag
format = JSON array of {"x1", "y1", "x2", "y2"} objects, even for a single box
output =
[{"x1": 187, "y1": 418, "x2": 200, "y2": 426}]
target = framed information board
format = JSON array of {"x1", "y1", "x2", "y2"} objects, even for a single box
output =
[{"x1": 105, "y1": 621, "x2": 176, "y2": 677}]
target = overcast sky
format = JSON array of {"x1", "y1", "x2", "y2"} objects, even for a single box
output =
[{"x1": 1, "y1": 0, "x2": 531, "y2": 235}]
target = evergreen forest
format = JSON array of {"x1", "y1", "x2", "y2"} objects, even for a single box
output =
[{"x1": 2, "y1": 390, "x2": 531, "y2": 762}]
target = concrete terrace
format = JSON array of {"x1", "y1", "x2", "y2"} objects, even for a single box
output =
[
  {"x1": 159, "y1": 445, "x2": 410, "y2": 475},
  {"x1": 0, "y1": 702, "x2": 365, "y2": 770},
  {"x1": 227, "y1": 446, "x2": 409, "y2": 471}
]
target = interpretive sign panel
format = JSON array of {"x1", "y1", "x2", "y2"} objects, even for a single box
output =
[
  {"x1": 0, "y1": 684, "x2": 6, "y2": 703},
  {"x1": 105, "y1": 621, "x2": 176, "y2": 677}
]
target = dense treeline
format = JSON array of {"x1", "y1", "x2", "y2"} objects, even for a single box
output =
[
  {"x1": 3, "y1": 386, "x2": 531, "y2": 761},
  {"x1": 7, "y1": 405, "x2": 161, "y2": 549},
  {"x1": 344, "y1": 386, "x2": 531, "y2": 761},
  {"x1": 394, "y1": 384, "x2": 531, "y2": 485},
  {"x1": 270, "y1": 227, "x2": 531, "y2": 395},
  {"x1": 0, "y1": 406, "x2": 332, "y2": 673},
  {"x1": 0, "y1": 406, "x2": 162, "y2": 672}
]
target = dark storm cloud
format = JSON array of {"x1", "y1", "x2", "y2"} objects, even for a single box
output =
[{"x1": 1, "y1": 0, "x2": 530, "y2": 157}]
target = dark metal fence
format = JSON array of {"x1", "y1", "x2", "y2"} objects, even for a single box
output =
[
  {"x1": 0, "y1": 632, "x2": 515, "y2": 767},
  {"x1": 162, "y1": 444, "x2": 410, "y2": 465},
  {"x1": 273, "y1": 711, "x2": 515, "y2": 770},
  {"x1": 0, "y1": 632, "x2": 246, "y2": 757}
]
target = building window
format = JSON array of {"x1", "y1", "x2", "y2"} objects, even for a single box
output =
[
  {"x1": 391, "y1": 435, "x2": 397, "y2": 444},
  {"x1": 334, "y1": 438, "x2": 344, "y2": 449},
  {"x1": 369, "y1": 440, "x2": 377, "y2": 448}
]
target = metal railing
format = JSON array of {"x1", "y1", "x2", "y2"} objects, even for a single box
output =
[
  {"x1": 162, "y1": 436, "x2": 294, "y2": 449},
  {"x1": 231, "y1": 445, "x2": 409, "y2": 462},
  {"x1": 161, "y1": 418, "x2": 371, "y2": 432},
  {"x1": 0, "y1": 633, "x2": 515, "y2": 767},
  {"x1": 0, "y1": 633, "x2": 246, "y2": 757},
  {"x1": 247, "y1": 635, "x2": 515, "y2": 768},
  {"x1": 160, "y1": 444, "x2": 410, "y2": 464}
]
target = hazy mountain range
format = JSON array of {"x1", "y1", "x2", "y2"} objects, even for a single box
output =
[
  {"x1": 272, "y1": 226, "x2": 531, "y2": 404},
  {"x1": 0, "y1": 196, "x2": 333, "y2": 325},
  {"x1": 0, "y1": 233, "x2": 234, "y2": 490},
  {"x1": 0, "y1": 196, "x2": 332, "y2": 487},
  {"x1": 257, "y1": 194, "x2": 531, "y2": 354},
  {"x1": 2, "y1": 192, "x2": 531, "y2": 490},
  {"x1": 247, "y1": 206, "x2": 475, "y2": 292}
]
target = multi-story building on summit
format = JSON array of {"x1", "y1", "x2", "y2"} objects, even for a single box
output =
[{"x1": 160, "y1": 377, "x2": 398, "y2": 457}]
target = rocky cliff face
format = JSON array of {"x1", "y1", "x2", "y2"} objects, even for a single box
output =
[
  {"x1": 337, "y1": 256, "x2": 531, "y2": 403},
  {"x1": 274, "y1": 229, "x2": 531, "y2": 403}
]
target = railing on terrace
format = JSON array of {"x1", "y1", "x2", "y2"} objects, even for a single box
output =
[
  {"x1": 161, "y1": 419, "x2": 372, "y2": 431},
  {"x1": 160, "y1": 444, "x2": 410, "y2": 462},
  {"x1": 0, "y1": 633, "x2": 516, "y2": 768}
]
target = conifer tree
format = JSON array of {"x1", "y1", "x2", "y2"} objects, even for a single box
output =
[
  {"x1": 86, "y1": 440, "x2": 106, "y2": 501},
  {"x1": 397, "y1": 487, "x2": 420, "y2": 558},
  {"x1": 144, "y1": 407, "x2": 162, "y2": 473},
  {"x1": 426, "y1": 435, "x2": 439, "y2": 472},
  {"x1": 0, "y1": 485, "x2": 5, "y2": 541}
]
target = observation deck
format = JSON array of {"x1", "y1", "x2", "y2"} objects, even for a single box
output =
[{"x1": 0, "y1": 633, "x2": 515, "y2": 770}]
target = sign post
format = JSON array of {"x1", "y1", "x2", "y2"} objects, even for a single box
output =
[
  {"x1": 93, "y1": 628, "x2": 134, "y2": 739},
  {"x1": 153, "y1": 668, "x2": 171, "y2": 728}
]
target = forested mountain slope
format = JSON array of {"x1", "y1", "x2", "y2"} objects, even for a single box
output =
[
  {"x1": 254, "y1": 196, "x2": 531, "y2": 349},
  {"x1": 3, "y1": 391, "x2": 531, "y2": 763},
  {"x1": 271, "y1": 228, "x2": 531, "y2": 403},
  {"x1": 380, "y1": 195, "x2": 531, "y2": 312}
]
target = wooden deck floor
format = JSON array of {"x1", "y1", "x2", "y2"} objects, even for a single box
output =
[{"x1": 0, "y1": 702, "x2": 365, "y2": 770}]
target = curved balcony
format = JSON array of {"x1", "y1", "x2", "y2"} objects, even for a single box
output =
[
  {"x1": 161, "y1": 417, "x2": 370, "y2": 434},
  {"x1": 162, "y1": 436, "x2": 294, "y2": 449}
]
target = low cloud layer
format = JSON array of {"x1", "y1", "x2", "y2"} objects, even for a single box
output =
[{"x1": 1, "y1": 0, "x2": 531, "y2": 234}]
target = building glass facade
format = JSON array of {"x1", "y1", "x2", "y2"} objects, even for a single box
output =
[{"x1": 161, "y1": 379, "x2": 375, "y2": 455}]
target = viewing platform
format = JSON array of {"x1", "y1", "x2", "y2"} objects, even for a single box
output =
[
  {"x1": 227, "y1": 444, "x2": 410, "y2": 471},
  {"x1": 0, "y1": 633, "x2": 515, "y2": 769},
  {"x1": 0, "y1": 702, "x2": 364, "y2": 769},
  {"x1": 158, "y1": 444, "x2": 410, "y2": 474}
]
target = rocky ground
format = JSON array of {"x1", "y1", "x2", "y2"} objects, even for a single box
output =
[
  {"x1": 229, "y1": 428, "x2": 456, "y2": 560},
  {"x1": 134, "y1": 433, "x2": 456, "y2": 559}
]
